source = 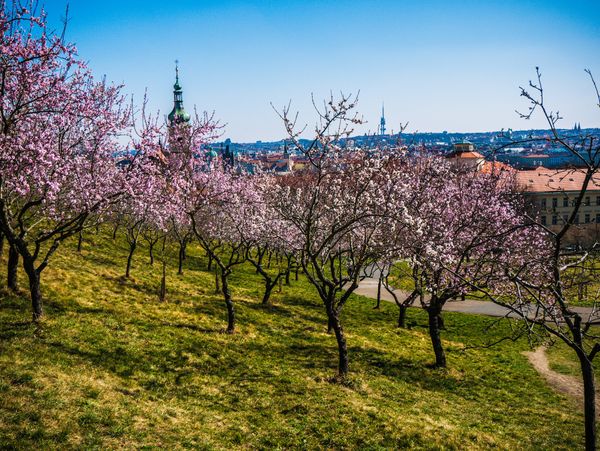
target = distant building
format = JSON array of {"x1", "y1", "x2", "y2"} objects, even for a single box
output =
[
  {"x1": 223, "y1": 143, "x2": 237, "y2": 170},
  {"x1": 446, "y1": 142, "x2": 485, "y2": 171},
  {"x1": 165, "y1": 62, "x2": 192, "y2": 159},
  {"x1": 516, "y1": 167, "x2": 600, "y2": 245},
  {"x1": 168, "y1": 62, "x2": 191, "y2": 126},
  {"x1": 495, "y1": 152, "x2": 599, "y2": 169}
]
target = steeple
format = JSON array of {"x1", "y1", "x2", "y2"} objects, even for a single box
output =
[
  {"x1": 168, "y1": 60, "x2": 191, "y2": 125},
  {"x1": 283, "y1": 140, "x2": 289, "y2": 157},
  {"x1": 379, "y1": 103, "x2": 386, "y2": 136}
]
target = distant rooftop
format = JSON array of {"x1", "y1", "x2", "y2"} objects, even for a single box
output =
[{"x1": 516, "y1": 167, "x2": 600, "y2": 193}]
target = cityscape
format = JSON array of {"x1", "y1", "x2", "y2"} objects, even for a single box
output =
[{"x1": 1, "y1": 1, "x2": 600, "y2": 450}]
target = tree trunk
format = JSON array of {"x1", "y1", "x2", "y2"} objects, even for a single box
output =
[
  {"x1": 149, "y1": 241, "x2": 155, "y2": 265},
  {"x1": 221, "y1": 272, "x2": 235, "y2": 333},
  {"x1": 77, "y1": 230, "x2": 83, "y2": 253},
  {"x1": 262, "y1": 278, "x2": 276, "y2": 305},
  {"x1": 0, "y1": 230, "x2": 4, "y2": 257},
  {"x1": 398, "y1": 305, "x2": 408, "y2": 328},
  {"x1": 295, "y1": 266, "x2": 299, "y2": 281},
  {"x1": 285, "y1": 256, "x2": 292, "y2": 285},
  {"x1": 215, "y1": 269, "x2": 220, "y2": 294},
  {"x1": 23, "y1": 258, "x2": 42, "y2": 321},
  {"x1": 7, "y1": 244, "x2": 19, "y2": 291},
  {"x1": 427, "y1": 306, "x2": 446, "y2": 368},
  {"x1": 159, "y1": 260, "x2": 167, "y2": 302},
  {"x1": 374, "y1": 275, "x2": 382, "y2": 309},
  {"x1": 125, "y1": 241, "x2": 136, "y2": 278},
  {"x1": 112, "y1": 222, "x2": 119, "y2": 240},
  {"x1": 579, "y1": 353, "x2": 597, "y2": 451},
  {"x1": 328, "y1": 308, "x2": 349, "y2": 377},
  {"x1": 178, "y1": 242, "x2": 184, "y2": 275},
  {"x1": 207, "y1": 253, "x2": 213, "y2": 271}
]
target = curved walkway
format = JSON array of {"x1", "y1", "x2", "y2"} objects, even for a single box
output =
[
  {"x1": 522, "y1": 347, "x2": 597, "y2": 408},
  {"x1": 355, "y1": 277, "x2": 595, "y2": 319},
  {"x1": 357, "y1": 277, "x2": 598, "y2": 407}
]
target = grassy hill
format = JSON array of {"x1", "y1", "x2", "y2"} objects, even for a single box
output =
[{"x1": 0, "y1": 230, "x2": 587, "y2": 449}]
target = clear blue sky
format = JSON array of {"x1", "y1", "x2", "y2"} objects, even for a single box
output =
[{"x1": 42, "y1": 0, "x2": 600, "y2": 141}]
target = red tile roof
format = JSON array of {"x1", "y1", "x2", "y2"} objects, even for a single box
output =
[
  {"x1": 516, "y1": 167, "x2": 600, "y2": 193},
  {"x1": 480, "y1": 160, "x2": 513, "y2": 175},
  {"x1": 447, "y1": 150, "x2": 484, "y2": 159}
]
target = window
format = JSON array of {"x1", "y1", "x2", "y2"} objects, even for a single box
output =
[
  {"x1": 541, "y1": 215, "x2": 547, "y2": 225},
  {"x1": 596, "y1": 213, "x2": 600, "y2": 223},
  {"x1": 585, "y1": 214, "x2": 591, "y2": 224},
  {"x1": 552, "y1": 198, "x2": 558, "y2": 208},
  {"x1": 575, "y1": 215, "x2": 580, "y2": 224},
  {"x1": 585, "y1": 196, "x2": 591, "y2": 206},
  {"x1": 563, "y1": 214, "x2": 569, "y2": 224},
  {"x1": 541, "y1": 198, "x2": 547, "y2": 209},
  {"x1": 552, "y1": 215, "x2": 558, "y2": 225},
  {"x1": 596, "y1": 196, "x2": 600, "y2": 206},
  {"x1": 563, "y1": 197, "x2": 569, "y2": 207}
]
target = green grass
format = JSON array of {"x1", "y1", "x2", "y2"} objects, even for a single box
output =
[
  {"x1": 0, "y1": 229, "x2": 589, "y2": 449},
  {"x1": 546, "y1": 341, "x2": 600, "y2": 380},
  {"x1": 388, "y1": 261, "x2": 415, "y2": 292},
  {"x1": 547, "y1": 343, "x2": 584, "y2": 377}
]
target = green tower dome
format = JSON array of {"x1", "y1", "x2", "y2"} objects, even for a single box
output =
[{"x1": 168, "y1": 62, "x2": 191, "y2": 125}]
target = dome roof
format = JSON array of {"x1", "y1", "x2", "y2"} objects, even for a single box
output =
[{"x1": 168, "y1": 106, "x2": 190, "y2": 124}]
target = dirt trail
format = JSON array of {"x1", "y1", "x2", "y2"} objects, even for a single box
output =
[{"x1": 524, "y1": 347, "x2": 599, "y2": 410}]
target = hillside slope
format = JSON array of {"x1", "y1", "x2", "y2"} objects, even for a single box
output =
[{"x1": 0, "y1": 230, "x2": 585, "y2": 449}]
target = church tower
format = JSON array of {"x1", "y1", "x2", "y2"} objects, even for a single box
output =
[{"x1": 168, "y1": 61, "x2": 191, "y2": 126}]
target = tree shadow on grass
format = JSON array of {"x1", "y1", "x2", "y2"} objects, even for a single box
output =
[
  {"x1": 157, "y1": 321, "x2": 220, "y2": 334},
  {"x1": 80, "y1": 250, "x2": 121, "y2": 268},
  {"x1": 44, "y1": 339, "x2": 206, "y2": 381},
  {"x1": 181, "y1": 253, "x2": 208, "y2": 272},
  {"x1": 243, "y1": 299, "x2": 325, "y2": 325},
  {"x1": 99, "y1": 274, "x2": 160, "y2": 298},
  {"x1": 348, "y1": 341, "x2": 536, "y2": 403},
  {"x1": 0, "y1": 295, "x2": 28, "y2": 310},
  {"x1": 0, "y1": 319, "x2": 35, "y2": 341}
]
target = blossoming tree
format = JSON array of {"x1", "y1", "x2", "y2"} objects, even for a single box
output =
[
  {"x1": 401, "y1": 157, "x2": 538, "y2": 367},
  {"x1": 270, "y1": 94, "x2": 413, "y2": 378},
  {"x1": 0, "y1": 4, "x2": 131, "y2": 320}
]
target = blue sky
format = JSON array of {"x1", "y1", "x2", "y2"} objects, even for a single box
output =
[{"x1": 41, "y1": 0, "x2": 600, "y2": 141}]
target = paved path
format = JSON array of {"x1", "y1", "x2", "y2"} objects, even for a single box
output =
[{"x1": 356, "y1": 277, "x2": 596, "y2": 320}]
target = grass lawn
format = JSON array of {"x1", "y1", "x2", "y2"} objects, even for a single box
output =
[{"x1": 0, "y1": 229, "x2": 590, "y2": 449}]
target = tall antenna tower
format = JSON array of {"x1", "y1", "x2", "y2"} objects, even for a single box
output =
[{"x1": 379, "y1": 103, "x2": 386, "y2": 136}]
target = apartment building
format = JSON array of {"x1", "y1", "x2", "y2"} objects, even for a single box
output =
[{"x1": 516, "y1": 166, "x2": 600, "y2": 244}]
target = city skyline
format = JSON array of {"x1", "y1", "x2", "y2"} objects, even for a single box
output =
[{"x1": 43, "y1": 0, "x2": 600, "y2": 141}]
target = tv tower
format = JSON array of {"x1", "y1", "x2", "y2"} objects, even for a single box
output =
[{"x1": 379, "y1": 103, "x2": 386, "y2": 136}]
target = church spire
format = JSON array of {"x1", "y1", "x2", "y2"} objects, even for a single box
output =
[{"x1": 168, "y1": 60, "x2": 190, "y2": 125}]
